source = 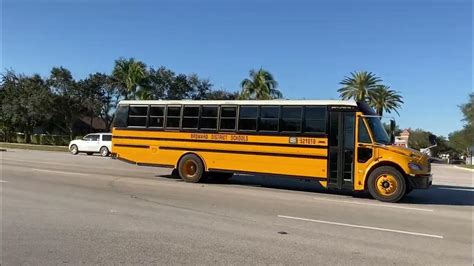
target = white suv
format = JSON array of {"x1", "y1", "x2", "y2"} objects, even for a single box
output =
[{"x1": 69, "y1": 133, "x2": 112, "y2": 157}]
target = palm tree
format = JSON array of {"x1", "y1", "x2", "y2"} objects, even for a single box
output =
[
  {"x1": 112, "y1": 58, "x2": 147, "y2": 100},
  {"x1": 135, "y1": 88, "x2": 154, "y2": 100},
  {"x1": 368, "y1": 85, "x2": 404, "y2": 116},
  {"x1": 338, "y1": 71, "x2": 381, "y2": 102},
  {"x1": 239, "y1": 68, "x2": 282, "y2": 100}
]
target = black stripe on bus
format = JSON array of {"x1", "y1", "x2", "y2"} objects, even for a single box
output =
[
  {"x1": 113, "y1": 144, "x2": 150, "y2": 149},
  {"x1": 116, "y1": 156, "x2": 174, "y2": 168},
  {"x1": 137, "y1": 162, "x2": 174, "y2": 168},
  {"x1": 158, "y1": 146, "x2": 327, "y2": 160},
  {"x1": 112, "y1": 135, "x2": 327, "y2": 149},
  {"x1": 208, "y1": 168, "x2": 327, "y2": 181}
]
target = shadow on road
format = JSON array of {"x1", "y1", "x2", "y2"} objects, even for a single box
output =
[
  {"x1": 402, "y1": 185, "x2": 474, "y2": 206},
  {"x1": 157, "y1": 172, "x2": 473, "y2": 206}
]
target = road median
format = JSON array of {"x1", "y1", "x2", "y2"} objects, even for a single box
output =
[
  {"x1": 0, "y1": 142, "x2": 68, "y2": 152},
  {"x1": 454, "y1": 165, "x2": 474, "y2": 172}
]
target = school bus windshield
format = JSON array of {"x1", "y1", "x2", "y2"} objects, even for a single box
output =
[{"x1": 366, "y1": 117, "x2": 391, "y2": 144}]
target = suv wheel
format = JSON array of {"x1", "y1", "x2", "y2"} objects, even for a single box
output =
[
  {"x1": 70, "y1": 144, "x2": 79, "y2": 155},
  {"x1": 100, "y1": 146, "x2": 109, "y2": 157}
]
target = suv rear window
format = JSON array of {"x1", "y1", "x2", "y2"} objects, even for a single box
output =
[{"x1": 102, "y1": 135, "x2": 112, "y2": 141}]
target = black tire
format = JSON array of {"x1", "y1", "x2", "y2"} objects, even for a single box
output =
[
  {"x1": 100, "y1": 146, "x2": 109, "y2": 157},
  {"x1": 70, "y1": 144, "x2": 79, "y2": 155},
  {"x1": 367, "y1": 166, "x2": 406, "y2": 203},
  {"x1": 171, "y1": 168, "x2": 180, "y2": 178},
  {"x1": 86, "y1": 152, "x2": 93, "y2": 156},
  {"x1": 210, "y1": 172, "x2": 233, "y2": 181},
  {"x1": 178, "y1": 154, "x2": 205, "y2": 183}
]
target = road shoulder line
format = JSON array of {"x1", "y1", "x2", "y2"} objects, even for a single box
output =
[{"x1": 278, "y1": 215, "x2": 444, "y2": 239}]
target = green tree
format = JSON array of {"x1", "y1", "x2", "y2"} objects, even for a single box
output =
[
  {"x1": 408, "y1": 129, "x2": 432, "y2": 151},
  {"x1": 368, "y1": 85, "x2": 404, "y2": 116},
  {"x1": 78, "y1": 74, "x2": 104, "y2": 132},
  {"x1": 79, "y1": 73, "x2": 120, "y2": 131},
  {"x1": 168, "y1": 74, "x2": 192, "y2": 100},
  {"x1": 1, "y1": 71, "x2": 53, "y2": 143},
  {"x1": 408, "y1": 129, "x2": 452, "y2": 157},
  {"x1": 47, "y1": 67, "x2": 86, "y2": 139},
  {"x1": 239, "y1": 68, "x2": 282, "y2": 100},
  {"x1": 147, "y1": 66, "x2": 175, "y2": 99},
  {"x1": 338, "y1": 71, "x2": 381, "y2": 102},
  {"x1": 460, "y1": 93, "x2": 474, "y2": 125},
  {"x1": 188, "y1": 74, "x2": 212, "y2": 100},
  {"x1": 112, "y1": 58, "x2": 147, "y2": 100},
  {"x1": 0, "y1": 71, "x2": 14, "y2": 141},
  {"x1": 449, "y1": 126, "x2": 474, "y2": 154},
  {"x1": 100, "y1": 76, "x2": 121, "y2": 130},
  {"x1": 448, "y1": 93, "x2": 474, "y2": 154},
  {"x1": 147, "y1": 67, "x2": 216, "y2": 100},
  {"x1": 205, "y1": 89, "x2": 239, "y2": 100}
]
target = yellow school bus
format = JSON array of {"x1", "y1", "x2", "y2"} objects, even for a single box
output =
[{"x1": 111, "y1": 100, "x2": 432, "y2": 202}]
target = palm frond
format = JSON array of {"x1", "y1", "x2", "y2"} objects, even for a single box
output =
[{"x1": 239, "y1": 68, "x2": 282, "y2": 100}]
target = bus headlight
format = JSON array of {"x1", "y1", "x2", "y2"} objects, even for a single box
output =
[{"x1": 408, "y1": 162, "x2": 422, "y2": 171}]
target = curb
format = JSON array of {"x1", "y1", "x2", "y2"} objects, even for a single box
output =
[
  {"x1": 0, "y1": 148, "x2": 6, "y2": 152},
  {"x1": 453, "y1": 166, "x2": 474, "y2": 172}
]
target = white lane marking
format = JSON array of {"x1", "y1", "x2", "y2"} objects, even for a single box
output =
[
  {"x1": 31, "y1": 168, "x2": 90, "y2": 176},
  {"x1": 5, "y1": 158, "x2": 152, "y2": 173},
  {"x1": 0, "y1": 180, "x2": 8, "y2": 183},
  {"x1": 277, "y1": 215, "x2": 444, "y2": 239},
  {"x1": 5, "y1": 158, "x2": 85, "y2": 168},
  {"x1": 435, "y1": 187, "x2": 474, "y2": 192},
  {"x1": 313, "y1": 197, "x2": 434, "y2": 212}
]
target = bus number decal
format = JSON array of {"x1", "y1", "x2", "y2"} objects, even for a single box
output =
[{"x1": 297, "y1": 138, "x2": 318, "y2": 145}]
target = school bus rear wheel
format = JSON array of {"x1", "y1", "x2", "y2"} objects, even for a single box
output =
[
  {"x1": 178, "y1": 154, "x2": 205, "y2": 183},
  {"x1": 367, "y1": 166, "x2": 406, "y2": 203}
]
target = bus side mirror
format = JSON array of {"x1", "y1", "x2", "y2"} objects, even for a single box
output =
[
  {"x1": 428, "y1": 134, "x2": 437, "y2": 146},
  {"x1": 390, "y1": 120, "x2": 396, "y2": 144},
  {"x1": 390, "y1": 119, "x2": 396, "y2": 133}
]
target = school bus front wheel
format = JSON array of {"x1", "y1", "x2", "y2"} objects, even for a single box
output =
[{"x1": 367, "y1": 166, "x2": 407, "y2": 202}]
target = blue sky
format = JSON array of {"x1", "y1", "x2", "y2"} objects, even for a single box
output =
[{"x1": 2, "y1": 0, "x2": 472, "y2": 136}]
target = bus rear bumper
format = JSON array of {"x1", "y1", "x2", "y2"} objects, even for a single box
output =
[{"x1": 407, "y1": 174, "x2": 432, "y2": 189}]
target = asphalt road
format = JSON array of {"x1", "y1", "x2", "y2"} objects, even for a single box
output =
[{"x1": 1, "y1": 149, "x2": 473, "y2": 265}]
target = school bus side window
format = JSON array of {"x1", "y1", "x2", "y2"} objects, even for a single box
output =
[
  {"x1": 259, "y1": 106, "x2": 279, "y2": 132},
  {"x1": 304, "y1": 106, "x2": 326, "y2": 134},
  {"x1": 239, "y1": 106, "x2": 258, "y2": 131},
  {"x1": 149, "y1": 105, "x2": 165, "y2": 128},
  {"x1": 166, "y1": 106, "x2": 181, "y2": 129},
  {"x1": 200, "y1": 106, "x2": 218, "y2": 130},
  {"x1": 182, "y1": 106, "x2": 200, "y2": 129},
  {"x1": 128, "y1": 105, "x2": 148, "y2": 127},
  {"x1": 220, "y1": 106, "x2": 237, "y2": 131},
  {"x1": 281, "y1": 106, "x2": 302, "y2": 132}
]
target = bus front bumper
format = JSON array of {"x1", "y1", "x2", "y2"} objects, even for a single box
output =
[{"x1": 407, "y1": 174, "x2": 432, "y2": 189}]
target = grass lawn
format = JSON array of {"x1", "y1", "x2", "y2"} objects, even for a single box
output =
[
  {"x1": 0, "y1": 142, "x2": 68, "y2": 152},
  {"x1": 457, "y1": 164, "x2": 474, "y2": 169}
]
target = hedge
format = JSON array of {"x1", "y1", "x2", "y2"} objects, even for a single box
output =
[{"x1": 12, "y1": 133, "x2": 70, "y2": 146}]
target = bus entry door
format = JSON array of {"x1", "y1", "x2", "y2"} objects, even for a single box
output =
[{"x1": 328, "y1": 110, "x2": 355, "y2": 190}]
